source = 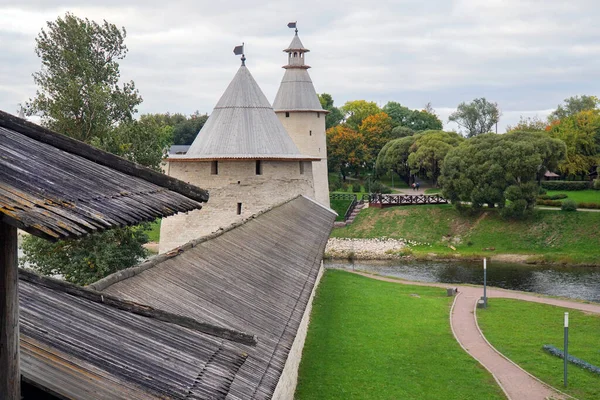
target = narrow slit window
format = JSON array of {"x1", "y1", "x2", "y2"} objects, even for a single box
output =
[
  {"x1": 237, "y1": 203, "x2": 242, "y2": 215},
  {"x1": 317, "y1": 112, "x2": 320, "y2": 118},
  {"x1": 211, "y1": 160, "x2": 218, "y2": 175},
  {"x1": 299, "y1": 162, "x2": 304, "y2": 175},
  {"x1": 286, "y1": 112, "x2": 290, "y2": 118},
  {"x1": 309, "y1": 130, "x2": 312, "y2": 136},
  {"x1": 255, "y1": 160, "x2": 262, "y2": 175}
]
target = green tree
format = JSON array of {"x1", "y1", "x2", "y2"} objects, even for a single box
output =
[
  {"x1": 326, "y1": 125, "x2": 369, "y2": 181},
  {"x1": 318, "y1": 93, "x2": 344, "y2": 130},
  {"x1": 340, "y1": 100, "x2": 381, "y2": 130},
  {"x1": 407, "y1": 130, "x2": 463, "y2": 185},
  {"x1": 546, "y1": 110, "x2": 600, "y2": 176},
  {"x1": 172, "y1": 111, "x2": 208, "y2": 145},
  {"x1": 21, "y1": 13, "x2": 152, "y2": 285},
  {"x1": 383, "y1": 101, "x2": 443, "y2": 131},
  {"x1": 448, "y1": 98, "x2": 501, "y2": 137},
  {"x1": 506, "y1": 116, "x2": 548, "y2": 133},
  {"x1": 376, "y1": 135, "x2": 418, "y2": 184},
  {"x1": 548, "y1": 95, "x2": 599, "y2": 122},
  {"x1": 439, "y1": 132, "x2": 566, "y2": 218},
  {"x1": 391, "y1": 125, "x2": 415, "y2": 138}
]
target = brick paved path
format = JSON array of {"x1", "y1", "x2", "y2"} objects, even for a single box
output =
[{"x1": 351, "y1": 271, "x2": 600, "y2": 400}]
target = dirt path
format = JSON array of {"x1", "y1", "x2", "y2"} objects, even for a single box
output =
[{"x1": 350, "y1": 271, "x2": 600, "y2": 399}]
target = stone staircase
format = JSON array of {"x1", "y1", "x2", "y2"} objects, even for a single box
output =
[{"x1": 333, "y1": 201, "x2": 365, "y2": 228}]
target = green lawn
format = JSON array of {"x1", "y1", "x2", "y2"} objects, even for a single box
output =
[
  {"x1": 478, "y1": 299, "x2": 600, "y2": 399},
  {"x1": 331, "y1": 205, "x2": 600, "y2": 264},
  {"x1": 424, "y1": 188, "x2": 441, "y2": 195},
  {"x1": 330, "y1": 199, "x2": 353, "y2": 221},
  {"x1": 546, "y1": 190, "x2": 600, "y2": 205},
  {"x1": 145, "y1": 219, "x2": 161, "y2": 242},
  {"x1": 296, "y1": 270, "x2": 505, "y2": 399}
]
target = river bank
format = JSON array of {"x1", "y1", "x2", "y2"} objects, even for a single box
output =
[{"x1": 329, "y1": 205, "x2": 600, "y2": 266}]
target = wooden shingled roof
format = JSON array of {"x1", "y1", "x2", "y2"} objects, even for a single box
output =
[
  {"x1": 0, "y1": 111, "x2": 208, "y2": 240},
  {"x1": 92, "y1": 195, "x2": 337, "y2": 399},
  {"x1": 19, "y1": 269, "x2": 252, "y2": 400}
]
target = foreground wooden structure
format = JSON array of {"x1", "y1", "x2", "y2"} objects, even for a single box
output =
[
  {"x1": 368, "y1": 193, "x2": 448, "y2": 208},
  {"x1": 0, "y1": 110, "x2": 208, "y2": 399}
]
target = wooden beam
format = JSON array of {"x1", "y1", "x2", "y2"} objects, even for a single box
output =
[
  {"x1": 19, "y1": 270, "x2": 257, "y2": 347},
  {"x1": 0, "y1": 110, "x2": 209, "y2": 204},
  {"x1": 0, "y1": 221, "x2": 20, "y2": 399}
]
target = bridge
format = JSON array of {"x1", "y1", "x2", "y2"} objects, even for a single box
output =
[{"x1": 366, "y1": 193, "x2": 448, "y2": 208}]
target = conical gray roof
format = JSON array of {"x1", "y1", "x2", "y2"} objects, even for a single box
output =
[
  {"x1": 285, "y1": 34, "x2": 309, "y2": 52},
  {"x1": 183, "y1": 65, "x2": 314, "y2": 160},
  {"x1": 273, "y1": 68, "x2": 324, "y2": 111}
]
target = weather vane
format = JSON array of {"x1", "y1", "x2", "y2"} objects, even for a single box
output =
[
  {"x1": 288, "y1": 21, "x2": 298, "y2": 34},
  {"x1": 233, "y1": 42, "x2": 245, "y2": 65}
]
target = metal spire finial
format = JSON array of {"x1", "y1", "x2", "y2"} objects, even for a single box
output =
[{"x1": 287, "y1": 21, "x2": 298, "y2": 35}]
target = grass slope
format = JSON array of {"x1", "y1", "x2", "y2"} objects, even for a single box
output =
[
  {"x1": 478, "y1": 299, "x2": 600, "y2": 399},
  {"x1": 331, "y1": 205, "x2": 600, "y2": 264},
  {"x1": 296, "y1": 270, "x2": 505, "y2": 400},
  {"x1": 330, "y1": 199, "x2": 353, "y2": 221}
]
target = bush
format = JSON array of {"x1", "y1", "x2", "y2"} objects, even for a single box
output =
[
  {"x1": 369, "y1": 181, "x2": 392, "y2": 194},
  {"x1": 329, "y1": 177, "x2": 343, "y2": 192},
  {"x1": 538, "y1": 187, "x2": 547, "y2": 195},
  {"x1": 537, "y1": 193, "x2": 568, "y2": 200},
  {"x1": 536, "y1": 199, "x2": 562, "y2": 207},
  {"x1": 561, "y1": 199, "x2": 577, "y2": 211},
  {"x1": 578, "y1": 202, "x2": 600, "y2": 209},
  {"x1": 594, "y1": 179, "x2": 600, "y2": 190},
  {"x1": 541, "y1": 181, "x2": 590, "y2": 191},
  {"x1": 352, "y1": 182, "x2": 362, "y2": 193}
]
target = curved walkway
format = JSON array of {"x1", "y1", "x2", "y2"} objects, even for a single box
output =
[{"x1": 351, "y1": 271, "x2": 600, "y2": 400}]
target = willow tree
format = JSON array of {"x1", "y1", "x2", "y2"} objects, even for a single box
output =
[{"x1": 21, "y1": 13, "x2": 164, "y2": 285}]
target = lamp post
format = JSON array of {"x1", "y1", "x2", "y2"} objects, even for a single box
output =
[
  {"x1": 483, "y1": 258, "x2": 488, "y2": 308},
  {"x1": 564, "y1": 312, "x2": 569, "y2": 388}
]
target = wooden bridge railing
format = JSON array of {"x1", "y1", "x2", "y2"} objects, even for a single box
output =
[{"x1": 367, "y1": 194, "x2": 448, "y2": 207}]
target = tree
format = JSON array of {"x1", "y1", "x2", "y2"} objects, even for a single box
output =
[
  {"x1": 173, "y1": 111, "x2": 208, "y2": 145},
  {"x1": 391, "y1": 125, "x2": 415, "y2": 138},
  {"x1": 376, "y1": 135, "x2": 418, "y2": 184},
  {"x1": 340, "y1": 100, "x2": 381, "y2": 130},
  {"x1": 546, "y1": 109, "x2": 600, "y2": 176},
  {"x1": 318, "y1": 93, "x2": 344, "y2": 129},
  {"x1": 383, "y1": 101, "x2": 443, "y2": 131},
  {"x1": 548, "y1": 95, "x2": 599, "y2": 122},
  {"x1": 326, "y1": 125, "x2": 369, "y2": 181},
  {"x1": 407, "y1": 130, "x2": 464, "y2": 185},
  {"x1": 506, "y1": 116, "x2": 548, "y2": 133},
  {"x1": 26, "y1": 13, "x2": 141, "y2": 141},
  {"x1": 358, "y1": 112, "x2": 395, "y2": 161},
  {"x1": 448, "y1": 98, "x2": 501, "y2": 137},
  {"x1": 21, "y1": 13, "x2": 152, "y2": 285},
  {"x1": 439, "y1": 132, "x2": 566, "y2": 218}
]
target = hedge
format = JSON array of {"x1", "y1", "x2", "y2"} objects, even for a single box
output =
[
  {"x1": 542, "y1": 345, "x2": 600, "y2": 375},
  {"x1": 536, "y1": 199, "x2": 562, "y2": 207},
  {"x1": 537, "y1": 194, "x2": 568, "y2": 200},
  {"x1": 541, "y1": 181, "x2": 590, "y2": 191}
]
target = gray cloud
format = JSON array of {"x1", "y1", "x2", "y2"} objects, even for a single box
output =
[{"x1": 1, "y1": 0, "x2": 599, "y2": 133}]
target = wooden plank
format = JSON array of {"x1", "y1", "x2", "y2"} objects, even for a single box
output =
[
  {"x1": 0, "y1": 111, "x2": 209, "y2": 203},
  {"x1": 0, "y1": 220, "x2": 20, "y2": 400}
]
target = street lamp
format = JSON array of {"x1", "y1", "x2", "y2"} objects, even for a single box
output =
[
  {"x1": 564, "y1": 312, "x2": 569, "y2": 388},
  {"x1": 483, "y1": 258, "x2": 488, "y2": 308}
]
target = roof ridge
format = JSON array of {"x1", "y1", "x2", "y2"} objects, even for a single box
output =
[
  {"x1": 20, "y1": 268, "x2": 256, "y2": 345},
  {"x1": 90, "y1": 195, "x2": 306, "y2": 291}
]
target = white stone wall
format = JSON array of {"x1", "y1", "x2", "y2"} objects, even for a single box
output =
[
  {"x1": 272, "y1": 262, "x2": 324, "y2": 400},
  {"x1": 159, "y1": 160, "x2": 315, "y2": 253},
  {"x1": 277, "y1": 112, "x2": 330, "y2": 207}
]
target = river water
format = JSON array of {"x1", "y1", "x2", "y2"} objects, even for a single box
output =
[{"x1": 325, "y1": 259, "x2": 600, "y2": 303}]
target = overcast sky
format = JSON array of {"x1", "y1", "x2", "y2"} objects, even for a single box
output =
[{"x1": 1, "y1": 0, "x2": 599, "y2": 133}]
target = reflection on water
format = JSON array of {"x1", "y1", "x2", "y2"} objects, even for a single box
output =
[{"x1": 326, "y1": 259, "x2": 600, "y2": 303}]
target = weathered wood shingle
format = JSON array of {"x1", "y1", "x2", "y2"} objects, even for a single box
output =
[
  {"x1": 0, "y1": 111, "x2": 208, "y2": 240},
  {"x1": 19, "y1": 272, "x2": 248, "y2": 399},
  {"x1": 100, "y1": 195, "x2": 336, "y2": 399}
]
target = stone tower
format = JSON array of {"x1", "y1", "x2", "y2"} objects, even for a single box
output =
[
  {"x1": 159, "y1": 56, "x2": 317, "y2": 253},
  {"x1": 273, "y1": 29, "x2": 330, "y2": 207}
]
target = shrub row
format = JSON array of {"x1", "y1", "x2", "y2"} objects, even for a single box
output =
[
  {"x1": 541, "y1": 181, "x2": 590, "y2": 191},
  {"x1": 577, "y1": 202, "x2": 600, "y2": 209},
  {"x1": 536, "y1": 199, "x2": 562, "y2": 207},
  {"x1": 537, "y1": 193, "x2": 568, "y2": 200},
  {"x1": 543, "y1": 345, "x2": 600, "y2": 375}
]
